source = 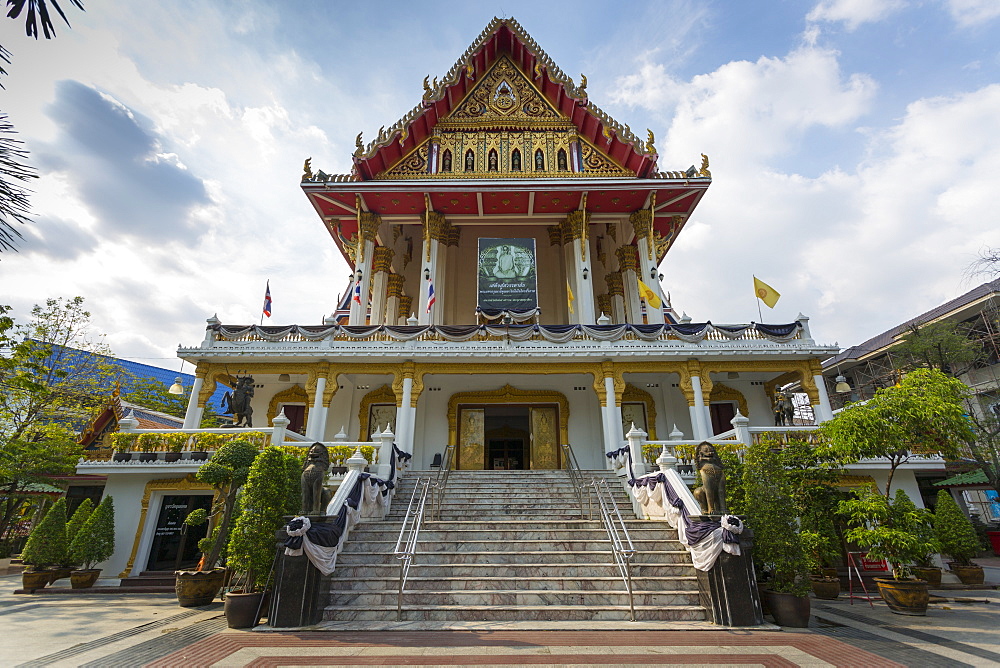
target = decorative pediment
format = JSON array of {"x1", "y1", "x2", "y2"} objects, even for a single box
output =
[{"x1": 443, "y1": 56, "x2": 565, "y2": 127}]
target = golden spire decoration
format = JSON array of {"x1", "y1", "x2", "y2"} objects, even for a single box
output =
[
  {"x1": 699, "y1": 153, "x2": 711, "y2": 178},
  {"x1": 646, "y1": 129, "x2": 656, "y2": 154},
  {"x1": 302, "y1": 157, "x2": 313, "y2": 181},
  {"x1": 578, "y1": 73, "x2": 587, "y2": 95},
  {"x1": 354, "y1": 132, "x2": 364, "y2": 157}
]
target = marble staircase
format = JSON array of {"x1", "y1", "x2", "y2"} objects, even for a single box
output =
[{"x1": 323, "y1": 469, "x2": 707, "y2": 622}]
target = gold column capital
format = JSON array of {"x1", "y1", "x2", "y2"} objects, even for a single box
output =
[
  {"x1": 606, "y1": 272, "x2": 624, "y2": 297},
  {"x1": 386, "y1": 273, "x2": 405, "y2": 298},
  {"x1": 358, "y1": 211, "x2": 381, "y2": 241},
  {"x1": 372, "y1": 246, "x2": 394, "y2": 274},
  {"x1": 616, "y1": 245, "x2": 638, "y2": 273}
]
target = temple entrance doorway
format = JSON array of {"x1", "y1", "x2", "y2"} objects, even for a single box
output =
[
  {"x1": 485, "y1": 407, "x2": 530, "y2": 470},
  {"x1": 457, "y1": 403, "x2": 559, "y2": 470}
]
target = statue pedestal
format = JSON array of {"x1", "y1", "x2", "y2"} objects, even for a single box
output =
[
  {"x1": 269, "y1": 514, "x2": 329, "y2": 628},
  {"x1": 692, "y1": 515, "x2": 764, "y2": 627}
]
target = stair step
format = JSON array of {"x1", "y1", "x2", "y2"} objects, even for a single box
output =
[
  {"x1": 331, "y1": 563, "x2": 696, "y2": 578},
  {"x1": 337, "y1": 550, "x2": 691, "y2": 565},
  {"x1": 329, "y1": 576, "x2": 699, "y2": 591},
  {"x1": 329, "y1": 589, "x2": 701, "y2": 607},
  {"x1": 323, "y1": 604, "x2": 707, "y2": 622}
]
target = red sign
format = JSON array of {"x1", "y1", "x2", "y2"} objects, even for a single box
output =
[{"x1": 860, "y1": 554, "x2": 889, "y2": 571}]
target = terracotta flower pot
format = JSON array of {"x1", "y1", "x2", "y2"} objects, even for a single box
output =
[
  {"x1": 21, "y1": 570, "x2": 50, "y2": 591},
  {"x1": 875, "y1": 578, "x2": 928, "y2": 616},
  {"x1": 911, "y1": 566, "x2": 942, "y2": 588},
  {"x1": 224, "y1": 590, "x2": 269, "y2": 628},
  {"x1": 948, "y1": 563, "x2": 985, "y2": 585},
  {"x1": 175, "y1": 568, "x2": 226, "y2": 607},
  {"x1": 70, "y1": 569, "x2": 101, "y2": 589},
  {"x1": 762, "y1": 589, "x2": 811, "y2": 627},
  {"x1": 810, "y1": 576, "x2": 840, "y2": 600}
]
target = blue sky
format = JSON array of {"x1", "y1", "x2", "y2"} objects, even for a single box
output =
[{"x1": 1, "y1": 0, "x2": 999, "y2": 364}]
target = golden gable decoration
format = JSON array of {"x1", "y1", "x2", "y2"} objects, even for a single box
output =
[{"x1": 444, "y1": 56, "x2": 564, "y2": 127}]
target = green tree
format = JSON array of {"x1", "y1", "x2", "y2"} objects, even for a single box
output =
[
  {"x1": 893, "y1": 322, "x2": 983, "y2": 377},
  {"x1": 933, "y1": 490, "x2": 981, "y2": 567},
  {"x1": 820, "y1": 368, "x2": 973, "y2": 496},
  {"x1": 68, "y1": 495, "x2": 114, "y2": 570},
  {"x1": 839, "y1": 488, "x2": 936, "y2": 580},
  {"x1": 184, "y1": 439, "x2": 258, "y2": 570},
  {"x1": 20, "y1": 496, "x2": 67, "y2": 569},
  {"x1": 64, "y1": 497, "x2": 92, "y2": 548},
  {"x1": 227, "y1": 447, "x2": 288, "y2": 592},
  {"x1": 283, "y1": 451, "x2": 305, "y2": 514},
  {"x1": 0, "y1": 298, "x2": 118, "y2": 541},
  {"x1": 742, "y1": 437, "x2": 809, "y2": 595}
]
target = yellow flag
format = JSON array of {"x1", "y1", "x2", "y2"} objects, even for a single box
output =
[
  {"x1": 753, "y1": 276, "x2": 780, "y2": 308},
  {"x1": 637, "y1": 278, "x2": 663, "y2": 309},
  {"x1": 566, "y1": 280, "x2": 575, "y2": 314}
]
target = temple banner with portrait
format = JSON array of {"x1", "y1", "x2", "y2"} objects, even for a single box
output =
[{"x1": 477, "y1": 238, "x2": 538, "y2": 310}]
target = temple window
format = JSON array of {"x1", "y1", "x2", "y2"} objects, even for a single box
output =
[
  {"x1": 488, "y1": 149, "x2": 499, "y2": 171},
  {"x1": 534, "y1": 148, "x2": 544, "y2": 171},
  {"x1": 511, "y1": 148, "x2": 521, "y2": 171},
  {"x1": 465, "y1": 149, "x2": 475, "y2": 172},
  {"x1": 557, "y1": 148, "x2": 568, "y2": 171},
  {"x1": 442, "y1": 149, "x2": 452, "y2": 172}
]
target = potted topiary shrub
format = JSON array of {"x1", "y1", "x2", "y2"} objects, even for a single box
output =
[
  {"x1": 68, "y1": 496, "x2": 115, "y2": 589},
  {"x1": 164, "y1": 433, "x2": 190, "y2": 463},
  {"x1": 111, "y1": 433, "x2": 137, "y2": 462},
  {"x1": 934, "y1": 490, "x2": 985, "y2": 585},
  {"x1": 175, "y1": 438, "x2": 259, "y2": 607},
  {"x1": 840, "y1": 488, "x2": 936, "y2": 615},
  {"x1": 20, "y1": 498, "x2": 68, "y2": 590},
  {"x1": 62, "y1": 499, "x2": 94, "y2": 578},
  {"x1": 224, "y1": 446, "x2": 293, "y2": 628},
  {"x1": 742, "y1": 436, "x2": 811, "y2": 627},
  {"x1": 802, "y1": 531, "x2": 841, "y2": 600}
]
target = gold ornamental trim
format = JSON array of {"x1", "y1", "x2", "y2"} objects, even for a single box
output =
[
  {"x1": 622, "y1": 383, "x2": 658, "y2": 439},
  {"x1": 606, "y1": 272, "x2": 624, "y2": 297},
  {"x1": 372, "y1": 246, "x2": 395, "y2": 274},
  {"x1": 199, "y1": 364, "x2": 320, "y2": 410},
  {"x1": 358, "y1": 385, "x2": 398, "y2": 441},
  {"x1": 708, "y1": 382, "x2": 749, "y2": 418},
  {"x1": 616, "y1": 245, "x2": 638, "y2": 273},
  {"x1": 118, "y1": 474, "x2": 215, "y2": 579},
  {"x1": 267, "y1": 385, "x2": 310, "y2": 434},
  {"x1": 446, "y1": 384, "x2": 570, "y2": 459},
  {"x1": 386, "y1": 273, "x2": 405, "y2": 299}
]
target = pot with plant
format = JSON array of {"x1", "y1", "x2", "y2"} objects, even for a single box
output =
[
  {"x1": 223, "y1": 446, "x2": 294, "y2": 628},
  {"x1": 742, "y1": 436, "x2": 811, "y2": 627},
  {"x1": 68, "y1": 496, "x2": 115, "y2": 589},
  {"x1": 802, "y1": 531, "x2": 841, "y2": 599},
  {"x1": 934, "y1": 490, "x2": 985, "y2": 585},
  {"x1": 840, "y1": 488, "x2": 937, "y2": 615},
  {"x1": 111, "y1": 433, "x2": 136, "y2": 462},
  {"x1": 175, "y1": 439, "x2": 259, "y2": 607},
  {"x1": 19, "y1": 498, "x2": 69, "y2": 591},
  {"x1": 164, "y1": 433, "x2": 190, "y2": 463}
]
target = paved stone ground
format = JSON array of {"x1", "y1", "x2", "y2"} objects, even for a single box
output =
[{"x1": 4, "y1": 572, "x2": 1000, "y2": 667}]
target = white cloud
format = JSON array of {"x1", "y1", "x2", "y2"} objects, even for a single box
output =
[
  {"x1": 943, "y1": 0, "x2": 1000, "y2": 27},
  {"x1": 806, "y1": 0, "x2": 908, "y2": 30}
]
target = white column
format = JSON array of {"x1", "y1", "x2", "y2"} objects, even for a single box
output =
[
  {"x1": 731, "y1": 410, "x2": 751, "y2": 446},
  {"x1": 348, "y1": 238, "x2": 374, "y2": 325},
  {"x1": 813, "y1": 374, "x2": 834, "y2": 423},
  {"x1": 603, "y1": 375, "x2": 619, "y2": 459},
  {"x1": 571, "y1": 241, "x2": 596, "y2": 324},
  {"x1": 182, "y1": 376, "x2": 204, "y2": 428},
  {"x1": 397, "y1": 376, "x2": 414, "y2": 454},
  {"x1": 306, "y1": 376, "x2": 326, "y2": 441},
  {"x1": 270, "y1": 410, "x2": 290, "y2": 446},
  {"x1": 622, "y1": 266, "x2": 642, "y2": 324},
  {"x1": 369, "y1": 270, "x2": 389, "y2": 325},
  {"x1": 376, "y1": 426, "x2": 395, "y2": 479},
  {"x1": 690, "y1": 375, "x2": 710, "y2": 440},
  {"x1": 418, "y1": 242, "x2": 440, "y2": 326}
]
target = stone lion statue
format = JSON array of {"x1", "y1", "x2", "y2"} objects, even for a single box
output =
[
  {"x1": 300, "y1": 442, "x2": 332, "y2": 515},
  {"x1": 692, "y1": 441, "x2": 727, "y2": 515}
]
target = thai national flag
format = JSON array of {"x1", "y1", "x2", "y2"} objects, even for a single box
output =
[
  {"x1": 426, "y1": 279, "x2": 436, "y2": 313},
  {"x1": 353, "y1": 278, "x2": 362, "y2": 304},
  {"x1": 262, "y1": 281, "x2": 272, "y2": 318}
]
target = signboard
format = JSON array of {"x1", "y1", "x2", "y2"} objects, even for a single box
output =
[
  {"x1": 859, "y1": 553, "x2": 889, "y2": 571},
  {"x1": 477, "y1": 238, "x2": 537, "y2": 311}
]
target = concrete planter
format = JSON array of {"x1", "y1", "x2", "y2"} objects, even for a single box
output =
[
  {"x1": 70, "y1": 569, "x2": 101, "y2": 589},
  {"x1": 809, "y1": 576, "x2": 840, "y2": 600},
  {"x1": 762, "y1": 590, "x2": 810, "y2": 627},
  {"x1": 948, "y1": 563, "x2": 985, "y2": 585},
  {"x1": 911, "y1": 566, "x2": 942, "y2": 588},
  {"x1": 175, "y1": 568, "x2": 226, "y2": 607},
  {"x1": 875, "y1": 578, "x2": 928, "y2": 616}
]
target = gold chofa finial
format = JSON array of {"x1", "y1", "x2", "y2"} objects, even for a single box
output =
[
  {"x1": 646, "y1": 130, "x2": 656, "y2": 153},
  {"x1": 354, "y1": 132, "x2": 364, "y2": 156},
  {"x1": 578, "y1": 74, "x2": 587, "y2": 95},
  {"x1": 466, "y1": 62, "x2": 475, "y2": 79},
  {"x1": 302, "y1": 157, "x2": 313, "y2": 181},
  {"x1": 423, "y1": 75, "x2": 431, "y2": 95},
  {"x1": 699, "y1": 153, "x2": 711, "y2": 178}
]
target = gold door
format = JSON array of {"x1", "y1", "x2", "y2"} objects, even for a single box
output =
[
  {"x1": 458, "y1": 407, "x2": 485, "y2": 470},
  {"x1": 530, "y1": 406, "x2": 559, "y2": 469}
]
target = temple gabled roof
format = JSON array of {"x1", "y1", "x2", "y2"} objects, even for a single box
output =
[{"x1": 351, "y1": 17, "x2": 661, "y2": 180}]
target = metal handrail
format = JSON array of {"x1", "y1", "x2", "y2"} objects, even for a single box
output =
[
  {"x1": 591, "y1": 477, "x2": 637, "y2": 622},
  {"x1": 560, "y1": 443, "x2": 590, "y2": 518},
  {"x1": 431, "y1": 444, "x2": 455, "y2": 520},
  {"x1": 392, "y1": 477, "x2": 430, "y2": 621}
]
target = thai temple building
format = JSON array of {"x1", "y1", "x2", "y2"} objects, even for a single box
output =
[{"x1": 74, "y1": 18, "x2": 899, "y2": 625}]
